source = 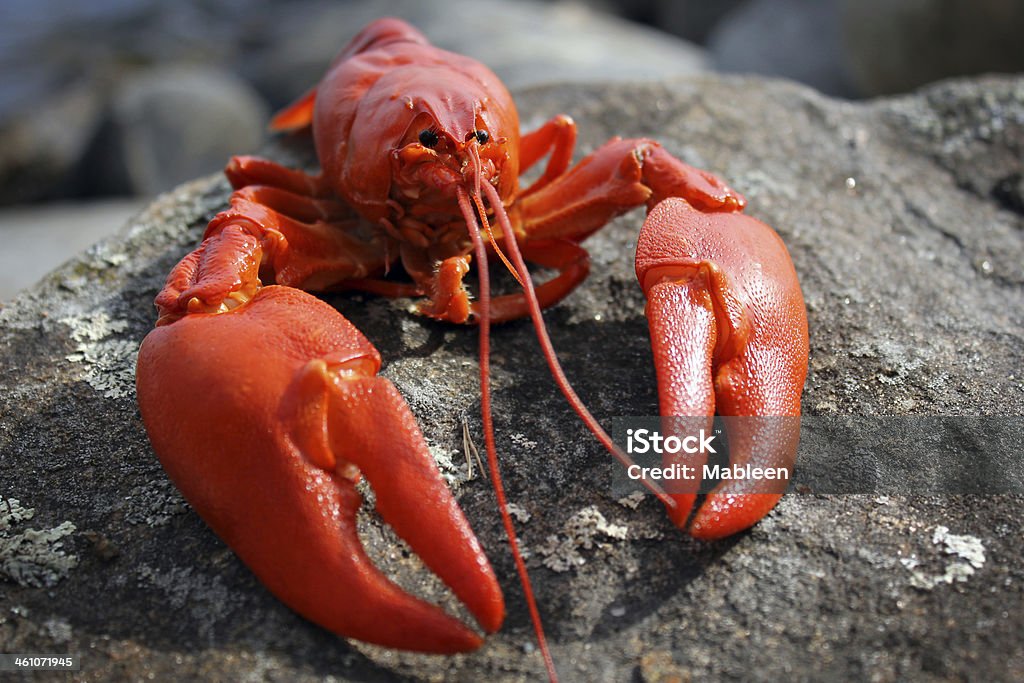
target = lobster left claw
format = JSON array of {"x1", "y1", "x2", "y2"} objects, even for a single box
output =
[
  {"x1": 636, "y1": 198, "x2": 809, "y2": 540},
  {"x1": 136, "y1": 285, "x2": 504, "y2": 652}
]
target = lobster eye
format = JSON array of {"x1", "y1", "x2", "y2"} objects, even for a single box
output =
[
  {"x1": 418, "y1": 129, "x2": 439, "y2": 148},
  {"x1": 474, "y1": 129, "x2": 489, "y2": 145}
]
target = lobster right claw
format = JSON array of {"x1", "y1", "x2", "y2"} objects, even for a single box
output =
[
  {"x1": 136, "y1": 285, "x2": 504, "y2": 652},
  {"x1": 636, "y1": 198, "x2": 809, "y2": 540}
]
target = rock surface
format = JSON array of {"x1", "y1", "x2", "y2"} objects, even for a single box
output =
[{"x1": 1, "y1": 75, "x2": 1022, "y2": 681}]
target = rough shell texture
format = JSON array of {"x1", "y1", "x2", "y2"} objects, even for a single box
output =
[{"x1": 1, "y1": 76, "x2": 1022, "y2": 681}]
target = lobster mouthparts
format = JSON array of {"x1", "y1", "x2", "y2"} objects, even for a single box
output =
[{"x1": 136, "y1": 286, "x2": 504, "y2": 652}]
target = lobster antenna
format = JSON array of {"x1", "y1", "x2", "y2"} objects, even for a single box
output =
[
  {"x1": 466, "y1": 142, "x2": 523, "y2": 288},
  {"x1": 473, "y1": 192, "x2": 524, "y2": 287},
  {"x1": 479, "y1": 181, "x2": 676, "y2": 511},
  {"x1": 457, "y1": 187, "x2": 559, "y2": 683}
]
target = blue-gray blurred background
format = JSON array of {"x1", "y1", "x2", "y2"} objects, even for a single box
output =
[{"x1": 1, "y1": 0, "x2": 1022, "y2": 300}]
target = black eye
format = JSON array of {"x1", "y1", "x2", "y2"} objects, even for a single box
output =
[
  {"x1": 418, "y1": 129, "x2": 439, "y2": 148},
  {"x1": 475, "y1": 129, "x2": 489, "y2": 144}
]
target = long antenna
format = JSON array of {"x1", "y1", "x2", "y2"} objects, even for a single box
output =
[
  {"x1": 480, "y1": 181, "x2": 675, "y2": 510},
  {"x1": 457, "y1": 187, "x2": 559, "y2": 682}
]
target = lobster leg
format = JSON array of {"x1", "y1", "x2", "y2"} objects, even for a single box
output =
[
  {"x1": 402, "y1": 247, "x2": 474, "y2": 323},
  {"x1": 518, "y1": 115, "x2": 577, "y2": 197},
  {"x1": 406, "y1": 239, "x2": 590, "y2": 325},
  {"x1": 225, "y1": 155, "x2": 336, "y2": 198},
  {"x1": 517, "y1": 137, "x2": 745, "y2": 247},
  {"x1": 514, "y1": 139, "x2": 806, "y2": 538},
  {"x1": 636, "y1": 198, "x2": 808, "y2": 539},
  {"x1": 155, "y1": 204, "x2": 385, "y2": 326},
  {"x1": 140, "y1": 196, "x2": 504, "y2": 650},
  {"x1": 210, "y1": 187, "x2": 391, "y2": 289},
  {"x1": 225, "y1": 156, "x2": 449, "y2": 302}
]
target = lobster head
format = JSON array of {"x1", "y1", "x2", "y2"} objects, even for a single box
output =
[{"x1": 317, "y1": 61, "x2": 521, "y2": 223}]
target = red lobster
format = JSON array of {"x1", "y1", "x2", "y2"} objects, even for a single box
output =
[{"x1": 135, "y1": 16, "x2": 808, "y2": 673}]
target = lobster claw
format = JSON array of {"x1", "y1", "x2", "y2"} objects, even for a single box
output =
[
  {"x1": 636, "y1": 198, "x2": 809, "y2": 540},
  {"x1": 136, "y1": 285, "x2": 504, "y2": 652}
]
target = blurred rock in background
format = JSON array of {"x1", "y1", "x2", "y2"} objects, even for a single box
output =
[
  {"x1": 606, "y1": 0, "x2": 1024, "y2": 98},
  {"x1": 0, "y1": 0, "x2": 1021, "y2": 299},
  {"x1": 244, "y1": 0, "x2": 708, "y2": 109},
  {"x1": 82, "y1": 66, "x2": 267, "y2": 197},
  {"x1": 842, "y1": 0, "x2": 1024, "y2": 96},
  {"x1": 706, "y1": 0, "x2": 857, "y2": 98}
]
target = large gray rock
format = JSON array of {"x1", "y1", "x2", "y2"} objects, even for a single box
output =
[{"x1": 1, "y1": 75, "x2": 1022, "y2": 680}]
